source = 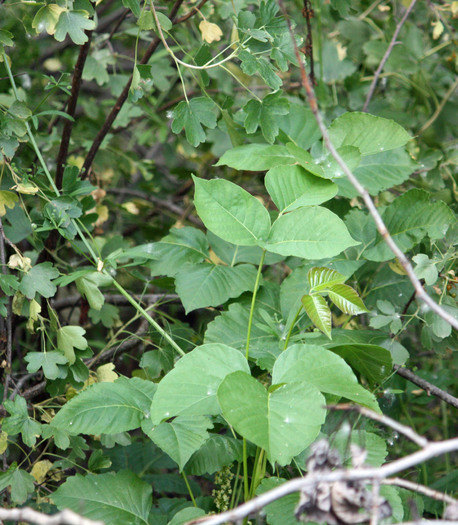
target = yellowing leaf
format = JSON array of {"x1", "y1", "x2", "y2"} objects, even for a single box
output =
[
  {"x1": 31, "y1": 460, "x2": 53, "y2": 483},
  {"x1": 11, "y1": 183, "x2": 39, "y2": 195},
  {"x1": 26, "y1": 299, "x2": 41, "y2": 332},
  {"x1": 95, "y1": 204, "x2": 109, "y2": 227},
  {"x1": 122, "y1": 202, "x2": 140, "y2": 215},
  {"x1": 97, "y1": 363, "x2": 118, "y2": 383},
  {"x1": 432, "y1": 20, "x2": 444, "y2": 40},
  {"x1": 199, "y1": 20, "x2": 223, "y2": 44},
  {"x1": 43, "y1": 58, "x2": 63, "y2": 72},
  {"x1": 8, "y1": 254, "x2": 32, "y2": 272},
  {"x1": 0, "y1": 431, "x2": 7, "y2": 454},
  {"x1": 0, "y1": 190, "x2": 18, "y2": 216},
  {"x1": 389, "y1": 260, "x2": 407, "y2": 275}
]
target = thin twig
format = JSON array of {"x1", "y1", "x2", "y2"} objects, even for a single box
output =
[
  {"x1": 0, "y1": 507, "x2": 104, "y2": 525},
  {"x1": 55, "y1": 31, "x2": 94, "y2": 189},
  {"x1": 174, "y1": 0, "x2": 208, "y2": 24},
  {"x1": 0, "y1": 217, "x2": 13, "y2": 405},
  {"x1": 394, "y1": 365, "x2": 458, "y2": 409},
  {"x1": 81, "y1": 0, "x2": 187, "y2": 178},
  {"x1": 382, "y1": 478, "x2": 457, "y2": 505},
  {"x1": 327, "y1": 404, "x2": 429, "y2": 447},
  {"x1": 278, "y1": 0, "x2": 458, "y2": 331},
  {"x1": 362, "y1": 0, "x2": 418, "y2": 112},
  {"x1": 51, "y1": 293, "x2": 179, "y2": 310},
  {"x1": 418, "y1": 77, "x2": 458, "y2": 134},
  {"x1": 190, "y1": 438, "x2": 458, "y2": 525}
]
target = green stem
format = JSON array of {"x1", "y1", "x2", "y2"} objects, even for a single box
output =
[
  {"x1": 283, "y1": 304, "x2": 303, "y2": 351},
  {"x1": 245, "y1": 249, "x2": 266, "y2": 360},
  {"x1": 242, "y1": 438, "x2": 249, "y2": 502},
  {"x1": 249, "y1": 447, "x2": 266, "y2": 499},
  {"x1": 181, "y1": 470, "x2": 197, "y2": 507},
  {"x1": 112, "y1": 279, "x2": 185, "y2": 356}
]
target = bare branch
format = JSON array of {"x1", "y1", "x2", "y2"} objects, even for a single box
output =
[
  {"x1": 51, "y1": 293, "x2": 180, "y2": 310},
  {"x1": 277, "y1": 0, "x2": 458, "y2": 332},
  {"x1": 362, "y1": 0, "x2": 418, "y2": 112},
  {"x1": 418, "y1": 77, "x2": 458, "y2": 134},
  {"x1": 394, "y1": 365, "x2": 458, "y2": 409},
  {"x1": 0, "y1": 507, "x2": 104, "y2": 525},
  {"x1": 0, "y1": 217, "x2": 13, "y2": 406},
  {"x1": 327, "y1": 404, "x2": 429, "y2": 447},
  {"x1": 382, "y1": 478, "x2": 457, "y2": 505},
  {"x1": 190, "y1": 438, "x2": 458, "y2": 525}
]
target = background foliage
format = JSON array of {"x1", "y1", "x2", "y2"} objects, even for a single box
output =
[{"x1": 0, "y1": 0, "x2": 456, "y2": 523}]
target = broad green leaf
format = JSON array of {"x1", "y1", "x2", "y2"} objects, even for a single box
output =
[
  {"x1": 3, "y1": 396, "x2": 42, "y2": 447},
  {"x1": 149, "y1": 227, "x2": 209, "y2": 277},
  {"x1": 336, "y1": 148, "x2": 416, "y2": 198},
  {"x1": 0, "y1": 190, "x2": 18, "y2": 216},
  {"x1": 186, "y1": 434, "x2": 243, "y2": 475},
  {"x1": 328, "y1": 284, "x2": 368, "y2": 314},
  {"x1": 216, "y1": 144, "x2": 294, "y2": 171},
  {"x1": 277, "y1": 103, "x2": 321, "y2": 150},
  {"x1": 256, "y1": 477, "x2": 299, "y2": 525},
  {"x1": 272, "y1": 344, "x2": 380, "y2": 411},
  {"x1": 25, "y1": 351, "x2": 68, "y2": 379},
  {"x1": 19, "y1": 262, "x2": 59, "y2": 299},
  {"x1": 301, "y1": 294, "x2": 332, "y2": 339},
  {"x1": 54, "y1": 10, "x2": 96, "y2": 45},
  {"x1": 265, "y1": 165, "x2": 337, "y2": 212},
  {"x1": 308, "y1": 266, "x2": 346, "y2": 291},
  {"x1": 412, "y1": 254, "x2": 438, "y2": 286},
  {"x1": 218, "y1": 371, "x2": 326, "y2": 465},
  {"x1": 168, "y1": 507, "x2": 206, "y2": 525},
  {"x1": 52, "y1": 378, "x2": 156, "y2": 435},
  {"x1": 238, "y1": 49, "x2": 282, "y2": 91},
  {"x1": 122, "y1": 0, "x2": 141, "y2": 16},
  {"x1": 329, "y1": 112, "x2": 411, "y2": 156},
  {"x1": 0, "y1": 464, "x2": 35, "y2": 504},
  {"x1": 150, "y1": 343, "x2": 250, "y2": 424},
  {"x1": 52, "y1": 471, "x2": 152, "y2": 525},
  {"x1": 193, "y1": 176, "x2": 271, "y2": 246},
  {"x1": 320, "y1": 145, "x2": 362, "y2": 179},
  {"x1": 32, "y1": 4, "x2": 64, "y2": 35},
  {"x1": 9, "y1": 101, "x2": 32, "y2": 119},
  {"x1": 171, "y1": 97, "x2": 217, "y2": 147},
  {"x1": 285, "y1": 143, "x2": 326, "y2": 178},
  {"x1": 204, "y1": 302, "x2": 282, "y2": 371},
  {"x1": 332, "y1": 429, "x2": 387, "y2": 467},
  {"x1": 364, "y1": 189, "x2": 455, "y2": 261},
  {"x1": 265, "y1": 207, "x2": 358, "y2": 259},
  {"x1": 243, "y1": 92, "x2": 289, "y2": 144},
  {"x1": 142, "y1": 415, "x2": 212, "y2": 471},
  {"x1": 56, "y1": 326, "x2": 87, "y2": 365},
  {"x1": 175, "y1": 262, "x2": 257, "y2": 313},
  {"x1": 0, "y1": 273, "x2": 19, "y2": 295}
]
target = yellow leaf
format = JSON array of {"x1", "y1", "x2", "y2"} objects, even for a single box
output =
[
  {"x1": 26, "y1": 299, "x2": 41, "y2": 332},
  {"x1": 452, "y1": 2, "x2": 458, "y2": 17},
  {"x1": 11, "y1": 183, "x2": 39, "y2": 195},
  {"x1": 95, "y1": 204, "x2": 109, "y2": 227},
  {"x1": 122, "y1": 202, "x2": 140, "y2": 215},
  {"x1": 97, "y1": 363, "x2": 118, "y2": 383},
  {"x1": 68, "y1": 155, "x2": 84, "y2": 169},
  {"x1": 199, "y1": 20, "x2": 223, "y2": 44},
  {"x1": 432, "y1": 20, "x2": 444, "y2": 40},
  {"x1": 0, "y1": 431, "x2": 8, "y2": 454},
  {"x1": 31, "y1": 460, "x2": 53, "y2": 483},
  {"x1": 389, "y1": 260, "x2": 407, "y2": 276},
  {"x1": 8, "y1": 254, "x2": 32, "y2": 272},
  {"x1": 0, "y1": 190, "x2": 18, "y2": 216},
  {"x1": 43, "y1": 58, "x2": 63, "y2": 72}
]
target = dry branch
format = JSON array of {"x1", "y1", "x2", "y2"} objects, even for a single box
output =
[{"x1": 0, "y1": 507, "x2": 104, "y2": 525}]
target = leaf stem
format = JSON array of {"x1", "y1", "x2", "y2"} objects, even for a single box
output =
[
  {"x1": 182, "y1": 470, "x2": 197, "y2": 506},
  {"x1": 242, "y1": 438, "x2": 249, "y2": 502},
  {"x1": 245, "y1": 249, "x2": 266, "y2": 360},
  {"x1": 283, "y1": 304, "x2": 303, "y2": 351}
]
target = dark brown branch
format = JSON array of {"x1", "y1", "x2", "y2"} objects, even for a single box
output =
[
  {"x1": 51, "y1": 293, "x2": 179, "y2": 310},
  {"x1": 394, "y1": 365, "x2": 458, "y2": 409},
  {"x1": 0, "y1": 218, "x2": 13, "y2": 405},
  {"x1": 362, "y1": 0, "x2": 417, "y2": 112},
  {"x1": 55, "y1": 31, "x2": 94, "y2": 189},
  {"x1": 174, "y1": 0, "x2": 208, "y2": 24},
  {"x1": 81, "y1": 0, "x2": 187, "y2": 178},
  {"x1": 302, "y1": 0, "x2": 315, "y2": 85}
]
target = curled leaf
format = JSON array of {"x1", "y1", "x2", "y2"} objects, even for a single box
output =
[{"x1": 199, "y1": 20, "x2": 223, "y2": 43}]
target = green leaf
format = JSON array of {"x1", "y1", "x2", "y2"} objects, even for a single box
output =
[
  {"x1": 186, "y1": 434, "x2": 243, "y2": 475},
  {"x1": 150, "y1": 343, "x2": 250, "y2": 424},
  {"x1": 3, "y1": 396, "x2": 42, "y2": 447},
  {"x1": 54, "y1": 10, "x2": 96, "y2": 45},
  {"x1": 76, "y1": 272, "x2": 112, "y2": 310},
  {"x1": 0, "y1": 464, "x2": 35, "y2": 504},
  {"x1": 256, "y1": 477, "x2": 299, "y2": 525},
  {"x1": 308, "y1": 266, "x2": 346, "y2": 291},
  {"x1": 19, "y1": 262, "x2": 59, "y2": 300},
  {"x1": 52, "y1": 378, "x2": 156, "y2": 435},
  {"x1": 218, "y1": 371, "x2": 326, "y2": 465},
  {"x1": 0, "y1": 273, "x2": 19, "y2": 295},
  {"x1": 193, "y1": 176, "x2": 271, "y2": 246},
  {"x1": 122, "y1": 0, "x2": 140, "y2": 17},
  {"x1": 148, "y1": 227, "x2": 209, "y2": 277},
  {"x1": 142, "y1": 415, "x2": 212, "y2": 471},
  {"x1": 52, "y1": 471, "x2": 152, "y2": 525},
  {"x1": 412, "y1": 254, "x2": 438, "y2": 286},
  {"x1": 329, "y1": 112, "x2": 411, "y2": 156},
  {"x1": 328, "y1": 284, "x2": 368, "y2": 314},
  {"x1": 320, "y1": 145, "x2": 362, "y2": 179},
  {"x1": 25, "y1": 351, "x2": 68, "y2": 379},
  {"x1": 301, "y1": 294, "x2": 332, "y2": 339},
  {"x1": 243, "y1": 92, "x2": 289, "y2": 144},
  {"x1": 56, "y1": 326, "x2": 88, "y2": 365},
  {"x1": 277, "y1": 104, "x2": 321, "y2": 150},
  {"x1": 168, "y1": 507, "x2": 206, "y2": 525},
  {"x1": 265, "y1": 207, "x2": 358, "y2": 259},
  {"x1": 175, "y1": 262, "x2": 257, "y2": 313},
  {"x1": 216, "y1": 144, "x2": 294, "y2": 171},
  {"x1": 265, "y1": 165, "x2": 337, "y2": 212},
  {"x1": 364, "y1": 189, "x2": 455, "y2": 261},
  {"x1": 32, "y1": 4, "x2": 64, "y2": 35},
  {"x1": 0, "y1": 190, "x2": 18, "y2": 216},
  {"x1": 171, "y1": 97, "x2": 217, "y2": 147},
  {"x1": 0, "y1": 29, "x2": 14, "y2": 47},
  {"x1": 238, "y1": 49, "x2": 282, "y2": 90},
  {"x1": 272, "y1": 344, "x2": 380, "y2": 411}
]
